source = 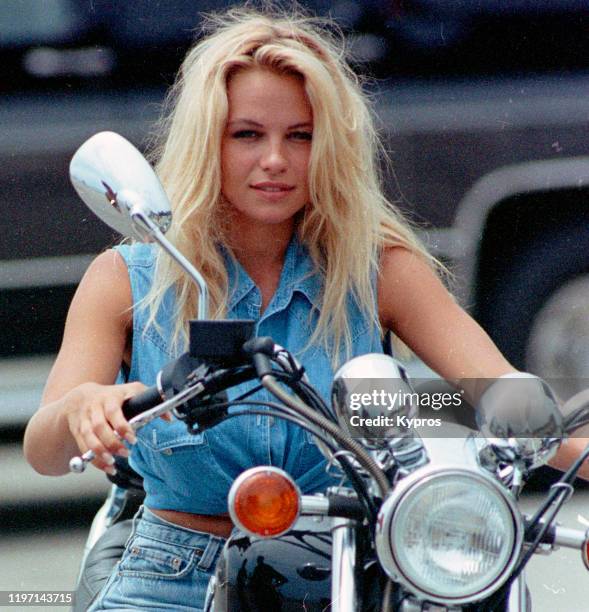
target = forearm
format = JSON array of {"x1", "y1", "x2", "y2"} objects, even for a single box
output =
[
  {"x1": 23, "y1": 391, "x2": 81, "y2": 476},
  {"x1": 549, "y1": 435, "x2": 589, "y2": 482}
]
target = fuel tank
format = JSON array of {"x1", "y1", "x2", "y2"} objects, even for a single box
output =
[
  {"x1": 211, "y1": 514, "x2": 385, "y2": 611},
  {"x1": 211, "y1": 515, "x2": 332, "y2": 611}
]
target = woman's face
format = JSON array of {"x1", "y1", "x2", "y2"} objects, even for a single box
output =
[{"x1": 221, "y1": 67, "x2": 313, "y2": 232}]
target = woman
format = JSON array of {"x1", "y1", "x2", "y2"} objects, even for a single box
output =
[{"x1": 23, "y1": 7, "x2": 586, "y2": 611}]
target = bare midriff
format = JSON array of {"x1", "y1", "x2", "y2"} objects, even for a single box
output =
[{"x1": 149, "y1": 508, "x2": 234, "y2": 538}]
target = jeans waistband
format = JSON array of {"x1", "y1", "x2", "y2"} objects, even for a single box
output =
[{"x1": 133, "y1": 506, "x2": 226, "y2": 572}]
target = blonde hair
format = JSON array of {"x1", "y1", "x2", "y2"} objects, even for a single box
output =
[{"x1": 142, "y1": 4, "x2": 438, "y2": 362}]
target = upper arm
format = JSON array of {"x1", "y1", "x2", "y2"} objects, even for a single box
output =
[
  {"x1": 41, "y1": 249, "x2": 133, "y2": 406},
  {"x1": 377, "y1": 247, "x2": 514, "y2": 383}
]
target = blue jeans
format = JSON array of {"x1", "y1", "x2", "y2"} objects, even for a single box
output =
[{"x1": 88, "y1": 506, "x2": 226, "y2": 611}]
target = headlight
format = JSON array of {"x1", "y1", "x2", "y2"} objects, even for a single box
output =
[{"x1": 376, "y1": 469, "x2": 522, "y2": 605}]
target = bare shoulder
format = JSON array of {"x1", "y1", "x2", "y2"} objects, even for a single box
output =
[
  {"x1": 73, "y1": 249, "x2": 132, "y2": 318},
  {"x1": 78, "y1": 248, "x2": 131, "y2": 294},
  {"x1": 41, "y1": 249, "x2": 133, "y2": 404},
  {"x1": 65, "y1": 248, "x2": 133, "y2": 346},
  {"x1": 377, "y1": 246, "x2": 451, "y2": 330},
  {"x1": 378, "y1": 246, "x2": 434, "y2": 279},
  {"x1": 377, "y1": 246, "x2": 514, "y2": 380}
]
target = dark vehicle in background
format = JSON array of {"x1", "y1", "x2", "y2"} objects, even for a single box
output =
[{"x1": 2, "y1": 0, "x2": 588, "y2": 415}]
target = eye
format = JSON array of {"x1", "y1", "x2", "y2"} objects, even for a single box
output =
[
  {"x1": 289, "y1": 131, "x2": 312, "y2": 141},
  {"x1": 232, "y1": 130, "x2": 260, "y2": 139}
]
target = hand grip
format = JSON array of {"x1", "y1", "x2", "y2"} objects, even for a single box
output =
[
  {"x1": 70, "y1": 385, "x2": 164, "y2": 474},
  {"x1": 122, "y1": 385, "x2": 163, "y2": 419}
]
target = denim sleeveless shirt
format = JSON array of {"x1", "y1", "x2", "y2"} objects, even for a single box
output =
[{"x1": 114, "y1": 238, "x2": 384, "y2": 514}]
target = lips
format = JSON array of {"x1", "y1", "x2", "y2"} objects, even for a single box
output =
[{"x1": 251, "y1": 182, "x2": 294, "y2": 192}]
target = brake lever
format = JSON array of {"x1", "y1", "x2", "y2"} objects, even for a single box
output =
[{"x1": 69, "y1": 382, "x2": 207, "y2": 473}]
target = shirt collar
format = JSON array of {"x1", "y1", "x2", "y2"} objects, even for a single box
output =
[
  {"x1": 222, "y1": 234, "x2": 322, "y2": 314},
  {"x1": 222, "y1": 248, "x2": 256, "y2": 311}
]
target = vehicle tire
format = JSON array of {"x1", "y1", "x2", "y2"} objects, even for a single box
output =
[{"x1": 481, "y1": 223, "x2": 589, "y2": 401}]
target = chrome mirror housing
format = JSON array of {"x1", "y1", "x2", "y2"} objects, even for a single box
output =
[
  {"x1": 69, "y1": 131, "x2": 209, "y2": 319},
  {"x1": 70, "y1": 131, "x2": 171, "y2": 241},
  {"x1": 476, "y1": 374, "x2": 564, "y2": 470},
  {"x1": 331, "y1": 354, "x2": 417, "y2": 450}
]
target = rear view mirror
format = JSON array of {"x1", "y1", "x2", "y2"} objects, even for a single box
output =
[
  {"x1": 69, "y1": 131, "x2": 208, "y2": 319},
  {"x1": 69, "y1": 131, "x2": 171, "y2": 241}
]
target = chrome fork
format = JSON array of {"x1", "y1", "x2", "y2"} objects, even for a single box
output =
[
  {"x1": 506, "y1": 572, "x2": 530, "y2": 612},
  {"x1": 331, "y1": 517, "x2": 359, "y2": 612}
]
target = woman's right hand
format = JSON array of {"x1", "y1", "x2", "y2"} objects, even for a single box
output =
[{"x1": 63, "y1": 381, "x2": 146, "y2": 474}]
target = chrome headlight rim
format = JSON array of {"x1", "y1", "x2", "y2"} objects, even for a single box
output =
[{"x1": 375, "y1": 466, "x2": 523, "y2": 605}]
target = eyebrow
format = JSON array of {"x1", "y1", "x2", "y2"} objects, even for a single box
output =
[{"x1": 228, "y1": 119, "x2": 313, "y2": 129}]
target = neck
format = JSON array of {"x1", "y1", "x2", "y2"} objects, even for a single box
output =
[{"x1": 227, "y1": 217, "x2": 295, "y2": 269}]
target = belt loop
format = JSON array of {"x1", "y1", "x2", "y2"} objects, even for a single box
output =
[
  {"x1": 197, "y1": 536, "x2": 224, "y2": 571},
  {"x1": 123, "y1": 505, "x2": 144, "y2": 549}
]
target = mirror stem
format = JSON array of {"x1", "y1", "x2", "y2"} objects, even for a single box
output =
[{"x1": 131, "y1": 207, "x2": 209, "y2": 320}]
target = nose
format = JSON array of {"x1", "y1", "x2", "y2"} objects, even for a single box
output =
[{"x1": 260, "y1": 137, "x2": 287, "y2": 174}]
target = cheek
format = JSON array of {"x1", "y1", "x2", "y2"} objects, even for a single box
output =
[
  {"x1": 221, "y1": 148, "x2": 247, "y2": 192},
  {"x1": 297, "y1": 153, "x2": 311, "y2": 185},
  {"x1": 222, "y1": 145, "x2": 256, "y2": 179}
]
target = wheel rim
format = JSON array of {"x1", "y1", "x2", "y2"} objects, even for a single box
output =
[{"x1": 526, "y1": 275, "x2": 589, "y2": 400}]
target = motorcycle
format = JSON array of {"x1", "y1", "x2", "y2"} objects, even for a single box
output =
[{"x1": 67, "y1": 131, "x2": 589, "y2": 611}]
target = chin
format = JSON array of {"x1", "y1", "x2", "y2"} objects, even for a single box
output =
[
  {"x1": 255, "y1": 213, "x2": 299, "y2": 227},
  {"x1": 238, "y1": 204, "x2": 304, "y2": 226},
  {"x1": 224, "y1": 193, "x2": 308, "y2": 229}
]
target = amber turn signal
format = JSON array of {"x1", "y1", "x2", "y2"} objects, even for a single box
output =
[{"x1": 228, "y1": 466, "x2": 301, "y2": 538}]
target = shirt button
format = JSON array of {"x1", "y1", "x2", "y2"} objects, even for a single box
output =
[
  {"x1": 162, "y1": 448, "x2": 173, "y2": 456},
  {"x1": 268, "y1": 416, "x2": 275, "y2": 426}
]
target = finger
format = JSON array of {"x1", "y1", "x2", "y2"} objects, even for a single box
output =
[
  {"x1": 77, "y1": 426, "x2": 117, "y2": 475},
  {"x1": 89, "y1": 404, "x2": 126, "y2": 456},
  {"x1": 123, "y1": 381, "x2": 148, "y2": 397},
  {"x1": 104, "y1": 397, "x2": 136, "y2": 448},
  {"x1": 160, "y1": 412, "x2": 173, "y2": 422},
  {"x1": 121, "y1": 381, "x2": 160, "y2": 431}
]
